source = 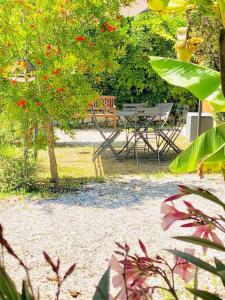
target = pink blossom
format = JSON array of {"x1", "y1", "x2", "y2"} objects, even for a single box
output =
[
  {"x1": 192, "y1": 224, "x2": 224, "y2": 253},
  {"x1": 161, "y1": 202, "x2": 189, "y2": 231},
  {"x1": 174, "y1": 249, "x2": 196, "y2": 282}
]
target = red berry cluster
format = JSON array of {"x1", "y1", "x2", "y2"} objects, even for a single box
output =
[{"x1": 100, "y1": 22, "x2": 116, "y2": 33}]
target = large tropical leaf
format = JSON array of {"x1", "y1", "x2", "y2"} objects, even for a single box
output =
[
  {"x1": 169, "y1": 123, "x2": 225, "y2": 173},
  {"x1": 150, "y1": 56, "x2": 225, "y2": 112}
]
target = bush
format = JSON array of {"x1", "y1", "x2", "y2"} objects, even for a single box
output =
[
  {"x1": 96, "y1": 12, "x2": 198, "y2": 111},
  {"x1": 0, "y1": 150, "x2": 38, "y2": 192}
]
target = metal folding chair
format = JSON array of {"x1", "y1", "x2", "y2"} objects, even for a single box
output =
[
  {"x1": 91, "y1": 109, "x2": 121, "y2": 161},
  {"x1": 158, "y1": 105, "x2": 189, "y2": 158},
  {"x1": 144, "y1": 103, "x2": 173, "y2": 160}
]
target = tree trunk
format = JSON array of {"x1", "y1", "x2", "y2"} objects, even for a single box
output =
[
  {"x1": 44, "y1": 117, "x2": 59, "y2": 186},
  {"x1": 219, "y1": 28, "x2": 225, "y2": 97}
]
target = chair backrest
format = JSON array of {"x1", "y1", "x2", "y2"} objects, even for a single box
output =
[
  {"x1": 174, "y1": 105, "x2": 189, "y2": 129},
  {"x1": 92, "y1": 96, "x2": 116, "y2": 111},
  {"x1": 156, "y1": 103, "x2": 173, "y2": 120}
]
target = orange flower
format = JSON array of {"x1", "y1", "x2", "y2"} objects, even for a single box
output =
[
  {"x1": 11, "y1": 79, "x2": 17, "y2": 85},
  {"x1": 36, "y1": 59, "x2": 42, "y2": 66},
  {"x1": 52, "y1": 69, "x2": 60, "y2": 75},
  {"x1": 46, "y1": 44, "x2": 52, "y2": 50},
  {"x1": 36, "y1": 101, "x2": 41, "y2": 107},
  {"x1": 107, "y1": 25, "x2": 116, "y2": 32},
  {"x1": 75, "y1": 36, "x2": 85, "y2": 42},
  {"x1": 116, "y1": 15, "x2": 122, "y2": 20},
  {"x1": 88, "y1": 42, "x2": 94, "y2": 47},
  {"x1": 45, "y1": 50, "x2": 51, "y2": 56},
  {"x1": 104, "y1": 22, "x2": 109, "y2": 27},
  {"x1": 17, "y1": 99, "x2": 26, "y2": 107},
  {"x1": 56, "y1": 87, "x2": 64, "y2": 93},
  {"x1": 42, "y1": 75, "x2": 49, "y2": 80},
  {"x1": 100, "y1": 27, "x2": 104, "y2": 33}
]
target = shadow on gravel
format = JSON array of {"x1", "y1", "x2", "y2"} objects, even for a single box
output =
[{"x1": 33, "y1": 177, "x2": 220, "y2": 210}]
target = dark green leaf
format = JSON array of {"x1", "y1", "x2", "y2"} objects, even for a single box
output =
[
  {"x1": 0, "y1": 265, "x2": 20, "y2": 300},
  {"x1": 21, "y1": 281, "x2": 34, "y2": 300},
  {"x1": 174, "y1": 236, "x2": 225, "y2": 252},
  {"x1": 215, "y1": 258, "x2": 225, "y2": 286},
  {"x1": 180, "y1": 185, "x2": 225, "y2": 210},
  {"x1": 187, "y1": 288, "x2": 223, "y2": 300},
  {"x1": 168, "y1": 250, "x2": 218, "y2": 275},
  {"x1": 92, "y1": 268, "x2": 110, "y2": 300}
]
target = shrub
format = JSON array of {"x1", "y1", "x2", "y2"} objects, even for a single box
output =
[
  {"x1": 0, "y1": 150, "x2": 37, "y2": 192},
  {"x1": 96, "y1": 12, "x2": 198, "y2": 111}
]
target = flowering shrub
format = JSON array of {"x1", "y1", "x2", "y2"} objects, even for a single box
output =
[
  {"x1": 0, "y1": 0, "x2": 133, "y2": 185},
  {"x1": 0, "y1": 185, "x2": 224, "y2": 299}
]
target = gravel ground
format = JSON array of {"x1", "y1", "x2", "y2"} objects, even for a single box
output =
[
  {"x1": 0, "y1": 174, "x2": 225, "y2": 299},
  {"x1": 55, "y1": 128, "x2": 186, "y2": 146}
]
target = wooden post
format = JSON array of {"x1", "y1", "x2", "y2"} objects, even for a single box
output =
[{"x1": 219, "y1": 28, "x2": 225, "y2": 97}]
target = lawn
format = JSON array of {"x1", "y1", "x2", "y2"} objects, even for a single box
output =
[{"x1": 38, "y1": 135, "x2": 189, "y2": 181}]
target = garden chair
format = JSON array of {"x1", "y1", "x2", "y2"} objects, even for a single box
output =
[
  {"x1": 142, "y1": 103, "x2": 173, "y2": 158},
  {"x1": 91, "y1": 95, "x2": 117, "y2": 128},
  {"x1": 91, "y1": 108, "x2": 122, "y2": 162},
  {"x1": 157, "y1": 105, "x2": 189, "y2": 158}
]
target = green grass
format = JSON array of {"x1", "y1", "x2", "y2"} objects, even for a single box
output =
[{"x1": 0, "y1": 135, "x2": 189, "y2": 199}]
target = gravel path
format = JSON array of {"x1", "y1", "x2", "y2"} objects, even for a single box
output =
[
  {"x1": 55, "y1": 128, "x2": 186, "y2": 146},
  {"x1": 0, "y1": 174, "x2": 224, "y2": 299}
]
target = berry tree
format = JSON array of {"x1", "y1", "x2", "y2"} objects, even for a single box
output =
[{"x1": 0, "y1": 0, "x2": 132, "y2": 186}]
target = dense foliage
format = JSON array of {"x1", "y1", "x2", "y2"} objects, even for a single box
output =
[
  {"x1": 0, "y1": 0, "x2": 133, "y2": 184},
  {"x1": 96, "y1": 12, "x2": 198, "y2": 110}
]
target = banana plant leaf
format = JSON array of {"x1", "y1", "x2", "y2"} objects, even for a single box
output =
[
  {"x1": 169, "y1": 123, "x2": 225, "y2": 173},
  {"x1": 150, "y1": 56, "x2": 225, "y2": 112}
]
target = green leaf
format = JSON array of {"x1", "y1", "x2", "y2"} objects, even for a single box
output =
[
  {"x1": 203, "y1": 143, "x2": 225, "y2": 164},
  {"x1": 168, "y1": 250, "x2": 218, "y2": 275},
  {"x1": 174, "y1": 236, "x2": 225, "y2": 252},
  {"x1": 169, "y1": 124, "x2": 225, "y2": 174},
  {"x1": 92, "y1": 268, "x2": 110, "y2": 300},
  {"x1": 178, "y1": 185, "x2": 225, "y2": 210},
  {"x1": 21, "y1": 281, "x2": 34, "y2": 300},
  {"x1": 150, "y1": 56, "x2": 225, "y2": 112},
  {"x1": 187, "y1": 288, "x2": 223, "y2": 300},
  {"x1": 215, "y1": 258, "x2": 225, "y2": 286},
  {"x1": 0, "y1": 265, "x2": 20, "y2": 300}
]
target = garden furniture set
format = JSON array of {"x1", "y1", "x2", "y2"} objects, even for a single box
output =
[{"x1": 90, "y1": 98, "x2": 189, "y2": 163}]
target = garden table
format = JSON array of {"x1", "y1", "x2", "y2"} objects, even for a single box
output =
[
  {"x1": 91, "y1": 106, "x2": 163, "y2": 162},
  {"x1": 116, "y1": 107, "x2": 161, "y2": 162}
]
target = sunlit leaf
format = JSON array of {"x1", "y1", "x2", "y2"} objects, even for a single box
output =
[
  {"x1": 150, "y1": 56, "x2": 225, "y2": 112},
  {"x1": 169, "y1": 124, "x2": 225, "y2": 174}
]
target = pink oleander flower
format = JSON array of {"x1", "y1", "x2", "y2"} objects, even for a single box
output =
[
  {"x1": 174, "y1": 249, "x2": 196, "y2": 283},
  {"x1": 192, "y1": 224, "x2": 224, "y2": 253},
  {"x1": 164, "y1": 185, "x2": 188, "y2": 203},
  {"x1": 109, "y1": 254, "x2": 127, "y2": 300},
  {"x1": 161, "y1": 202, "x2": 189, "y2": 231},
  {"x1": 110, "y1": 241, "x2": 158, "y2": 300}
]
